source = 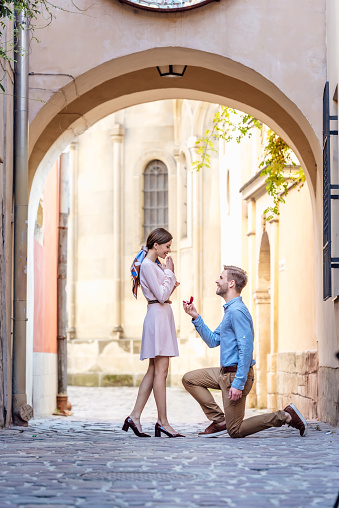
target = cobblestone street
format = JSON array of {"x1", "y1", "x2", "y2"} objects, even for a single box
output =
[{"x1": 0, "y1": 386, "x2": 338, "y2": 507}]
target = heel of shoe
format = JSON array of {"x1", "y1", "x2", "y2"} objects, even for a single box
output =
[
  {"x1": 155, "y1": 426, "x2": 161, "y2": 437},
  {"x1": 122, "y1": 421, "x2": 129, "y2": 432}
]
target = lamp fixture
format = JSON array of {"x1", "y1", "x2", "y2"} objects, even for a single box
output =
[{"x1": 156, "y1": 65, "x2": 187, "y2": 78}]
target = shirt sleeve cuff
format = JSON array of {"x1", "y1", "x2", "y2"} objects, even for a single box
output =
[
  {"x1": 192, "y1": 315, "x2": 202, "y2": 325},
  {"x1": 231, "y1": 379, "x2": 245, "y2": 391}
]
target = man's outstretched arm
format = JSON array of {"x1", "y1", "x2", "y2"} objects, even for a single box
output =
[{"x1": 183, "y1": 301, "x2": 221, "y2": 348}]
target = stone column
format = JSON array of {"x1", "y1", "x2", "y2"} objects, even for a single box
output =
[
  {"x1": 246, "y1": 199, "x2": 257, "y2": 407},
  {"x1": 269, "y1": 218, "x2": 279, "y2": 354},
  {"x1": 267, "y1": 218, "x2": 279, "y2": 411},
  {"x1": 247, "y1": 199, "x2": 256, "y2": 317},
  {"x1": 111, "y1": 124, "x2": 125, "y2": 339},
  {"x1": 173, "y1": 146, "x2": 182, "y2": 334},
  {"x1": 253, "y1": 289, "x2": 271, "y2": 409},
  {"x1": 188, "y1": 136, "x2": 202, "y2": 312},
  {"x1": 57, "y1": 151, "x2": 70, "y2": 412}
]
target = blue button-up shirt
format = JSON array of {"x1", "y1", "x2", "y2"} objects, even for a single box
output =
[{"x1": 192, "y1": 296, "x2": 255, "y2": 391}]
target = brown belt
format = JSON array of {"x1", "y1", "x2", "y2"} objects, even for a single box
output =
[
  {"x1": 148, "y1": 300, "x2": 172, "y2": 304},
  {"x1": 220, "y1": 366, "x2": 237, "y2": 374}
]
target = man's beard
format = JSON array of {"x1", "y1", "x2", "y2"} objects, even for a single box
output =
[{"x1": 217, "y1": 284, "x2": 229, "y2": 297}]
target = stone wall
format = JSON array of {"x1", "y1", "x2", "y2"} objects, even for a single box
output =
[
  {"x1": 318, "y1": 366, "x2": 339, "y2": 426},
  {"x1": 267, "y1": 350, "x2": 318, "y2": 420},
  {"x1": 67, "y1": 337, "x2": 220, "y2": 388}
]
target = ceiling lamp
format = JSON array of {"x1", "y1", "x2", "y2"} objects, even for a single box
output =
[{"x1": 156, "y1": 65, "x2": 187, "y2": 78}]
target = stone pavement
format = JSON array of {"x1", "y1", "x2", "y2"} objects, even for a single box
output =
[{"x1": 0, "y1": 386, "x2": 338, "y2": 508}]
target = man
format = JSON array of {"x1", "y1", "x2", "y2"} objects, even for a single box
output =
[{"x1": 182, "y1": 265, "x2": 307, "y2": 438}]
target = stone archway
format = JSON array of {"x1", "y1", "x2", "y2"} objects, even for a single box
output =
[
  {"x1": 26, "y1": 47, "x2": 323, "y2": 413},
  {"x1": 28, "y1": 48, "x2": 321, "y2": 197}
]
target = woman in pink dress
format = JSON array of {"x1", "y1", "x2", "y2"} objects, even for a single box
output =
[{"x1": 122, "y1": 228, "x2": 184, "y2": 438}]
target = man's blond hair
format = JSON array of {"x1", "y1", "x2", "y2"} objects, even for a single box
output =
[{"x1": 223, "y1": 265, "x2": 248, "y2": 293}]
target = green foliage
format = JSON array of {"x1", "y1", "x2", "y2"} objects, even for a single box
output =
[
  {"x1": 193, "y1": 106, "x2": 305, "y2": 219},
  {"x1": 193, "y1": 106, "x2": 261, "y2": 172},
  {"x1": 0, "y1": 1, "x2": 55, "y2": 63},
  {"x1": 0, "y1": 1, "x2": 56, "y2": 94},
  {"x1": 0, "y1": 1, "x2": 86, "y2": 94},
  {"x1": 260, "y1": 130, "x2": 305, "y2": 220}
]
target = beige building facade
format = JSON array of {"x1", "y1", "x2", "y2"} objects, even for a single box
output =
[
  {"x1": 66, "y1": 99, "x2": 222, "y2": 388},
  {"x1": 220, "y1": 122, "x2": 318, "y2": 418}
]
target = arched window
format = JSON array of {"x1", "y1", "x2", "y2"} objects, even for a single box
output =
[{"x1": 143, "y1": 160, "x2": 168, "y2": 239}]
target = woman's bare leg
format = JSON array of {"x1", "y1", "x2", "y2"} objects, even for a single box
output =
[
  {"x1": 153, "y1": 356, "x2": 177, "y2": 434},
  {"x1": 129, "y1": 359, "x2": 154, "y2": 432}
]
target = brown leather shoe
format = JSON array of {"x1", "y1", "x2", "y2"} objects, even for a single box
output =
[
  {"x1": 283, "y1": 404, "x2": 308, "y2": 437},
  {"x1": 198, "y1": 421, "x2": 227, "y2": 438}
]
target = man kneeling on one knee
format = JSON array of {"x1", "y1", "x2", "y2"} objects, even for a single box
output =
[{"x1": 182, "y1": 265, "x2": 307, "y2": 439}]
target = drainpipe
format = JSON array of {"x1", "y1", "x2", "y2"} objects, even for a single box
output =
[
  {"x1": 56, "y1": 152, "x2": 70, "y2": 413},
  {"x1": 12, "y1": 11, "x2": 33, "y2": 426}
]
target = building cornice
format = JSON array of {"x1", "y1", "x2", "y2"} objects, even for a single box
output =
[{"x1": 239, "y1": 165, "x2": 301, "y2": 202}]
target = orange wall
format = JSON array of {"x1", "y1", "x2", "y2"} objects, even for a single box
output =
[{"x1": 33, "y1": 161, "x2": 59, "y2": 353}]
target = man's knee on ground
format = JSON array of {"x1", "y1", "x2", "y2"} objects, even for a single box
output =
[{"x1": 227, "y1": 427, "x2": 242, "y2": 439}]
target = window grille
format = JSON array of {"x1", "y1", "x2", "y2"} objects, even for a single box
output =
[{"x1": 143, "y1": 160, "x2": 168, "y2": 240}]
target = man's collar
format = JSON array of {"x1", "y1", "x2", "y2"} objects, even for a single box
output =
[{"x1": 223, "y1": 296, "x2": 242, "y2": 310}]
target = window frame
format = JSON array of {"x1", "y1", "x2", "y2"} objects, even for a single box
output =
[{"x1": 143, "y1": 159, "x2": 169, "y2": 240}]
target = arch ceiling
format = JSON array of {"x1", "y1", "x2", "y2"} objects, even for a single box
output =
[{"x1": 29, "y1": 48, "x2": 321, "y2": 195}]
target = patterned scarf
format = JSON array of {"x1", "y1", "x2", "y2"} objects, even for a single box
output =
[{"x1": 130, "y1": 246, "x2": 161, "y2": 299}]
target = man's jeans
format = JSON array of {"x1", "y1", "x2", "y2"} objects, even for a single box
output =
[{"x1": 182, "y1": 367, "x2": 287, "y2": 438}]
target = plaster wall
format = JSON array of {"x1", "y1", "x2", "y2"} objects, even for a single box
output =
[
  {"x1": 32, "y1": 162, "x2": 59, "y2": 415},
  {"x1": 250, "y1": 181, "x2": 317, "y2": 417},
  {"x1": 277, "y1": 185, "x2": 317, "y2": 353},
  {"x1": 34, "y1": 163, "x2": 59, "y2": 354},
  {"x1": 28, "y1": 0, "x2": 325, "y2": 143},
  {"x1": 244, "y1": 179, "x2": 317, "y2": 354},
  {"x1": 71, "y1": 117, "x2": 117, "y2": 340},
  {"x1": 219, "y1": 134, "x2": 245, "y2": 268}
]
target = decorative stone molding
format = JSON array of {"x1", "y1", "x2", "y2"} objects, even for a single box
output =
[
  {"x1": 253, "y1": 290, "x2": 270, "y2": 305},
  {"x1": 135, "y1": 150, "x2": 176, "y2": 177},
  {"x1": 173, "y1": 145, "x2": 181, "y2": 161},
  {"x1": 110, "y1": 123, "x2": 125, "y2": 142},
  {"x1": 187, "y1": 136, "x2": 199, "y2": 155}
]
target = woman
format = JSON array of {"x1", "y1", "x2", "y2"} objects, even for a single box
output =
[{"x1": 122, "y1": 228, "x2": 184, "y2": 438}]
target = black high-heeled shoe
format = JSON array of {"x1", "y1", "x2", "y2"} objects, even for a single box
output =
[
  {"x1": 154, "y1": 422, "x2": 185, "y2": 438},
  {"x1": 122, "y1": 417, "x2": 151, "y2": 437}
]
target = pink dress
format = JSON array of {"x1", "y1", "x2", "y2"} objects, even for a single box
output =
[{"x1": 139, "y1": 258, "x2": 179, "y2": 360}]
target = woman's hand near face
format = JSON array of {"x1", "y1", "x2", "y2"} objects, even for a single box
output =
[{"x1": 165, "y1": 256, "x2": 174, "y2": 272}]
